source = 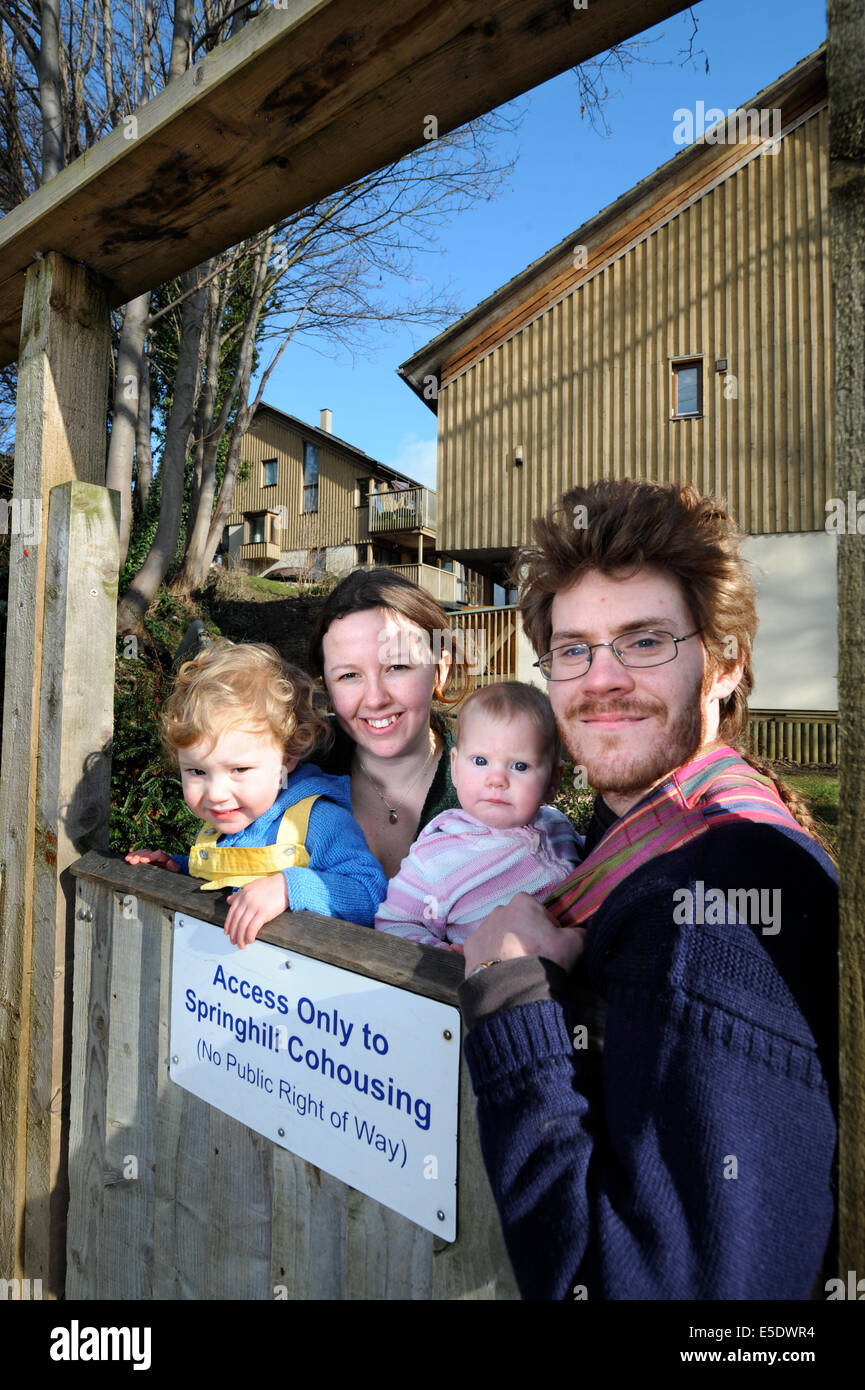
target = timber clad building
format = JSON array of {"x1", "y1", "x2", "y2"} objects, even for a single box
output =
[
  {"x1": 400, "y1": 48, "x2": 838, "y2": 762},
  {"x1": 224, "y1": 402, "x2": 482, "y2": 606}
]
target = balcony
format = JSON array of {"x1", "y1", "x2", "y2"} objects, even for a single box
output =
[
  {"x1": 239, "y1": 541, "x2": 281, "y2": 561},
  {"x1": 368, "y1": 486, "x2": 436, "y2": 537},
  {"x1": 385, "y1": 562, "x2": 458, "y2": 603}
]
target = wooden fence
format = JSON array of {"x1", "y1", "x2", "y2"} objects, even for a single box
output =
[
  {"x1": 387, "y1": 562, "x2": 458, "y2": 604},
  {"x1": 748, "y1": 711, "x2": 840, "y2": 766},
  {"x1": 66, "y1": 852, "x2": 518, "y2": 1301},
  {"x1": 450, "y1": 605, "x2": 518, "y2": 686}
]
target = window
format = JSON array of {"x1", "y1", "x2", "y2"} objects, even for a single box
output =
[
  {"x1": 671, "y1": 359, "x2": 702, "y2": 418},
  {"x1": 303, "y1": 443, "x2": 319, "y2": 513},
  {"x1": 308, "y1": 548, "x2": 326, "y2": 579},
  {"x1": 262, "y1": 458, "x2": 278, "y2": 487},
  {"x1": 248, "y1": 513, "x2": 267, "y2": 544},
  {"x1": 355, "y1": 477, "x2": 371, "y2": 508}
]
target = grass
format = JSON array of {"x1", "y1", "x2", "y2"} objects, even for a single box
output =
[
  {"x1": 785, "y1": 770, "x2": 838, "y2": 855},
  {"x1": 207, "y1": 567, "x2": 337, "y2": 602}
]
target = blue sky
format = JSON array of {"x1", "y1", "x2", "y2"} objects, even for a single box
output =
[{"x1": 257, "y1": 0, "x2": 827, "y2": 488}]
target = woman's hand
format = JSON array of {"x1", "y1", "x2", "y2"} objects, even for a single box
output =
[
  {"x1": 224, "y1": 874, "x2": 290, "y2": 949},
  {"x1": 125, "y1": 849, "x2": 180, "y2": 871}
]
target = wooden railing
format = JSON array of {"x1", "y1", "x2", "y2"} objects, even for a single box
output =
[
  {"x1": 384, "y1": 562, "x2": 458, "y2": 603},
  {"x1": 449, "y1": 605, "x2": 518, "y2": 685},
  {"x1": 240, "y1": 540, "x2": 281, "y2": 561},
  {"x1": 368, "y1": 487, "x2": 436, "y2": 534},
  {"x1": 748, "y1": 710, "x2": 839, "y2": 766},
  {"x1": 66, "y1": 854, "x2": 518, "y2": 1301}
]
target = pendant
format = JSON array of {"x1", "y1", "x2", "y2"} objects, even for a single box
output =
[{"x1": 388, "y1": 809, "x2": 399, "y2": 824}]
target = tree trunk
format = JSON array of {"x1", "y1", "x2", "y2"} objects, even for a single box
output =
[
  {"x1": 106, "y1": 291, "x2": 149, "y2": 565},
  {"x1": 38, "y1": 0, "x2": 64, "y2": 181},
  {"x1": 134, "y1": 345, "x2": 153, "y2": 515},
  {"x1": 169, "y1": 0, "x2": 194, "y2": 81},
  {"x1": 200, "y1": 414, "x2": 247, "y2": 578},
  {"x1": 177, "y1": 237, "x2": 273, "y2": 591},
  {"x1": 181, "y1": 269, "x2": 227, "y2": 565},
  {"x1": 116, "y1": 266, "x2": 209, "y2": 633}
]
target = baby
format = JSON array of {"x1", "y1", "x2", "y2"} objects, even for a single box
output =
[
  {"x1": 374, "y1": 681, "x2": 582, "y2": 949},
  {"x1": 126, "y1": 640, "x2": 386, "y2": 947}
]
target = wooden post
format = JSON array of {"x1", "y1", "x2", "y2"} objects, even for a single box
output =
[
  {"x1": 828, "y1": 0, "x2": 865, "y2": 1278},
  {"x1": 0, "y1": 253, "x2": 112, "y2": 1295}
]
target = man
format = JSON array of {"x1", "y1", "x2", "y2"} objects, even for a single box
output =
[{"x1": 460, "y1": 479, "x2": 837, "y2": 1300}]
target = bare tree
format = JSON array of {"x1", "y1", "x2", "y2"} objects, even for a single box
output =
[
  {"x1": 106, "y1": 291, "x2": 150, "y2": 562},
  {"x1": 116, "y1": 264, "x2": 210, "y2": 631},
  {"x1": 573, "y1": 5, "x2": 705, "y2": 135},
  {"x1": 1, "y1": 0, "x2": 702, "y2": 631}
]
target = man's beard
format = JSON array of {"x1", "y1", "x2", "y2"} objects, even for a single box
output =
[{"x1": 559, "y1": 671, "x2": 706, "y2": 799}]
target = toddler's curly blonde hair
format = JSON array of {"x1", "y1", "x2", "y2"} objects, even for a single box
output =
[{"x1": 162, "y1": 640, "x2": 330, "y2": 765}]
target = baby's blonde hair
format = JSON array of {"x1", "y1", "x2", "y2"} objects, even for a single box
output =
[{"x1": 162, "y1": 640, "x2": 330, "y2": 765}]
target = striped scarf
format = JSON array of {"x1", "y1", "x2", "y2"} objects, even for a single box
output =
[{"x1": 544, "y1": 743, "x2": 806, "y2": 929}]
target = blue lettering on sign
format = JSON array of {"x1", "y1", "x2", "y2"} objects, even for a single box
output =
[
  {"x1": 189, "y1": 973, "x2": 435, "y2": 1131},
  {"x1": 209, "y1": 963, "x2": 288, "y2": 1015}
]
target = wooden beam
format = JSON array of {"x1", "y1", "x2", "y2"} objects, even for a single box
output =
[
  {"x1": 828, "y1": 0, "x2": 865, "y2": 1282},
  {"x1": 69, "y1": 851, "x2": 463, "y2": 1003},
  {"x1": 0, "y1": 0, "x2": 694, "y2": 367},
  {"x1": 0, "y1": 254, "x2": 112, "y2": 1293}
]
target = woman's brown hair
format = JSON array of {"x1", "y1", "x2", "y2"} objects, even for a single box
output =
[{"x1": 308, "y1": 568, "x2": 466, "y2": 703}]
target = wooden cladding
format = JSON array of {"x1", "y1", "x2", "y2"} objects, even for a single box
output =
[
  {"x1": 233, "y1": 413, "x2": 386, "y2": 551},
  {"x1": 438, "y1": 107, "x2": 831, "y2": 551}
]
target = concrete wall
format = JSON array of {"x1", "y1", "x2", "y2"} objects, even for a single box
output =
[
  {"x1": 743, "y1": 532, "x2": 838, "y2": 710},
  {"x1": 326, "y1": 544, "x2": 355, "y2": 576}
]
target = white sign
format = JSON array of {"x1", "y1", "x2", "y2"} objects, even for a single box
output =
[{"x1": 170, "y1": 915, "x2": 460, "y2": 1239}]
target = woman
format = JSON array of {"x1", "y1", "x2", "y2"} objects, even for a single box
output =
[{"x1": 308, "y1": 570, "x2": 462, "y2": 879}]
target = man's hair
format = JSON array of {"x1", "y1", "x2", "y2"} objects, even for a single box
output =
[
  {"x1": 516, "y1": 478, "x2": 832, "y2": 853},
  {"x1": 457, "y1": 681, "x2": 560, "y2": 765},
  {"x1": 162, "y1": 640, "x2": 330, "y2": 764},
  {"x1": 517, "y1": 479, "x2": 754, "y2": 744}
]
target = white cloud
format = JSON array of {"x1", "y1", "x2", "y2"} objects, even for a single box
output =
[{"x1": 384, "y1": 433, "x2": 437, "y2": 489}]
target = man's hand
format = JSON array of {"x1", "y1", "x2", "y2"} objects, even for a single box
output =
[
  {"x1": 125, "y1": 849, "x2": 180, "y2": 871},
  {"x1": 463, "y1": 893, "x2": 587, "y2": 977},
  {"x1": 224, "y1": 874, "x2": 289, "y2": 949}
]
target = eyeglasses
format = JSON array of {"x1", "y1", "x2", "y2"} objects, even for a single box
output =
[{"x1": 534, "y1": 629, "x2": 701, "y2": 681}]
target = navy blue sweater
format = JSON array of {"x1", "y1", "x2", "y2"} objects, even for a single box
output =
[{"x1": 460, "y1": 817, "x2": 837, "y2": 1300}]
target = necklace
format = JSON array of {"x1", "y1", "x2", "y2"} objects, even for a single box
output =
[{"x1": 357, "y1": 731, "x2": 437, "y2": 825}]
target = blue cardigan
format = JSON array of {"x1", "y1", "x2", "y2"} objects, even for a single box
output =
[
  {"x1": 171, "y1": 763, "x2": 386, "y2": 925},
  {"x1": 460, "y1": 815, "x2": 837, "y2": 1300}
]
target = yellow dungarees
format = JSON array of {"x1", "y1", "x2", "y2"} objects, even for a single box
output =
[{"x1": 187, "y1": 795, "x2": 320, "y2": 890}]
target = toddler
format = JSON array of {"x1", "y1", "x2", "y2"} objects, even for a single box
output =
[
  {"x1": 126, "y1": 640, "x2": 386, "y2": 947},
  {"x1": 374, "y1": 681, "x2": 582, "y2": 949}
]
